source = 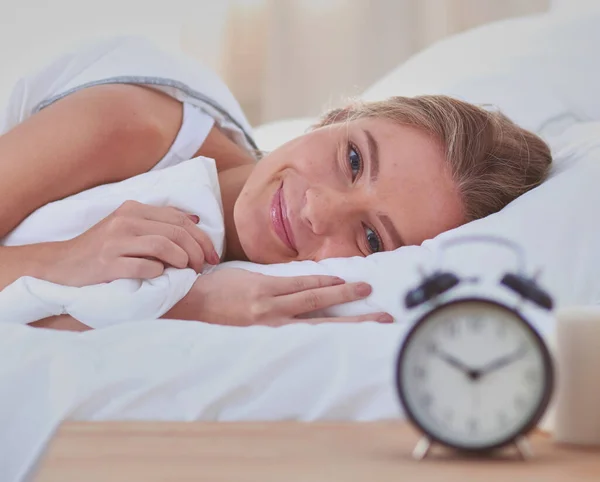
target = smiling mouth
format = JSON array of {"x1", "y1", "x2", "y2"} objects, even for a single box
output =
[{"x1": 270, "y1": 182, "x2": 298, "y2": 253}]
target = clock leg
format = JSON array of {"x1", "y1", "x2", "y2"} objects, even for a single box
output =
[
  {"x1": 412, "y1": 436, "x2": 432, "y2": 460},
  {"x1": 514, "y1": 436, "x2": 534, "y2": 460}
]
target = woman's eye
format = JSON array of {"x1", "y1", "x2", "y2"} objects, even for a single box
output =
[
  {"x1": 365, "y1": 226, "x2": 382, "y2": 254},
  {"x1": 348, "y1": 144, "x2": 362, "y2": 181}
]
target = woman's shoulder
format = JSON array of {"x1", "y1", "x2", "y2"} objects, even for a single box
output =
[
  {"x1": 85, "y1": 84, "x2": 183, "y2": 146},
  {"x1": 0, "y1": 83, "x2": 185, "y2": 238}
]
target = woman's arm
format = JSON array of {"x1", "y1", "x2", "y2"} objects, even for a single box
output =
[
  {"x1": 0, "y1": 83, "x2": 253, "y2": 290},
  {"x1": 0, "y1": 84, "x2": 181, "y2": 289},
  {"x1": 31, "y1": 269, "x2": 388, "y2": 331},
  {"x1": 0, "y1": 84, "x2": 182, "y2": 238}
]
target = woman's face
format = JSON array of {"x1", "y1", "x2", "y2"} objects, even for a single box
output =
[{"x1": 234, "y1": 117, "x2": 465, "y2": 264}]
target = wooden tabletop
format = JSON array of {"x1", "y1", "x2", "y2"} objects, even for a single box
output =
[{"x1": 35, "y1": 421, "x2": 600, "y2": 482}]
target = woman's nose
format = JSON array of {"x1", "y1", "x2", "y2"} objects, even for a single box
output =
[{"x1": 302, "y1": 186, "x2": 353, "y2": 235}]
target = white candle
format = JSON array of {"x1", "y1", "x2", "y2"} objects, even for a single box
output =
[{"x1": 553, "y1": 307, "x2": 600, "y2": 446}]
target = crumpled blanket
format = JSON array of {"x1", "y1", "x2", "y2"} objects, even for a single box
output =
[{"x1": 0, "y1": 157, "x2": 224, "y2": 327}]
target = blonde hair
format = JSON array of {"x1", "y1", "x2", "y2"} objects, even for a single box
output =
[{"x1": 314, "y1": 95, "x2": 552, "y2": 222}]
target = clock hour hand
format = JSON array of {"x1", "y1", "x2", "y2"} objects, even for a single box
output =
[
  {"x1": 430, "y1": 345, "x2": 478, "y2": 379},
  {"x1": 479, "y1": 345, "x2": 529, "y2": 376}
]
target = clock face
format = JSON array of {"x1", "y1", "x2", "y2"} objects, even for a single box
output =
[{"x1": 397, "y1": 299, "x2": 553, "y2": 451}]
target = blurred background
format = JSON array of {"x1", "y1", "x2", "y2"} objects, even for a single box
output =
[{"x1": 0, "y1": 0, "x2": 557, "y2": 126}]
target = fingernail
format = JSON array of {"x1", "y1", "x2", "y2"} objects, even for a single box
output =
[
  {"x1": 210, "y1": 250, "x2": 220, "y2": 264},
  {"x1": 333, "y1": 277, "x2": 345, "y2": 284},
  {"x1": 188, "y1": 214, "x2": 200, "y2": 224},
  {"x1": 355, "y1": 283, "x2": 372, "y2": 297},
  {"x1": 376, "y1": 313, "x2": 394, "y2": 324}
]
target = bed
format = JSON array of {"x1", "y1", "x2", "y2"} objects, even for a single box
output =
[{"x1": 3, "y1": 4, "x2": 600, "y2": 481}]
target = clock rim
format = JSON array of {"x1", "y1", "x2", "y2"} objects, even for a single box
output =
[{"x1": 395, "y1": 296, "x2": 555, "y2": 453}]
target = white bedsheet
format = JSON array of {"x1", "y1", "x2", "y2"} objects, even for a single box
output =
[{"x1": 0, "y1": 320, "x2": 405, "y2": 482}]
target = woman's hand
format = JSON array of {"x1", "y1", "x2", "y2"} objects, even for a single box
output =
[
  {"x1": 49, "y1": 200, "x2": 220, "y2": 287},
  {"x1": 30, "y1": 268, "x2": 392, "y2": 332},
  {"x1": 165, "y1": 268, "x2": 394, "y2": 326}
]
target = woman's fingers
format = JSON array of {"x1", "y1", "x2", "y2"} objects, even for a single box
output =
[
  {"x1": 120, "y1": 235, "x2": 190, "y2": 269},
  {"x1": 127, "y1": 219, "x2": 215, "y2": 271},
  {"x1": 117, "y1": 201, "x2": 219, "y2": 267},
  {"x1": 270, "y1": 281, "x2": 374, "y2": 316},
  {"x1": 185, "y1": 222, "x2": 220, "y2": 265},
  {"x1": 271, "y1": 275, "x2": 346, "y2": 296}
]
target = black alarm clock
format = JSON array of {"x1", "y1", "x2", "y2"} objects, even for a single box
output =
[{"x1": 395, "y1": 236, "x2": 555, "y2": 459}]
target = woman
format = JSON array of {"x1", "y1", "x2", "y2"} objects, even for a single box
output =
[{"x1": 0, "y1": 45, "x2": 551, "y2": 331}]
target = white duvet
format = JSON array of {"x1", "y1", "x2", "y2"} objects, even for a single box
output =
[
  {"x1": 0, "y1": 320, "x2": 405, "y2": 482},
  {"x1": 0, "y1": 157, "x2": 224, "y2": 328}
]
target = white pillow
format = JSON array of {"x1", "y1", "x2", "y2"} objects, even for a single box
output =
[
  {"x1": 362, "y1": 10, "x2": 600, "y2": 136},
  {"x1": 253, "y1": 117, "x2": 315, "y2": 153},
  {"x1": 232, "y1": 11, "x2": 600, "y2": 324},
  {"x1": 255, "y1": 10, "x2": 600, "y2": 146}
]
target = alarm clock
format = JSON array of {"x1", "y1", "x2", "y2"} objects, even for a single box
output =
[{"x1": 395, "y1": 235, "x2": 555, "y2": 459}]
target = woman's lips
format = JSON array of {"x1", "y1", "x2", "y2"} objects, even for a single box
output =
[{"x1": 271, "y1": 183, "x2": 298, "y2": 253}]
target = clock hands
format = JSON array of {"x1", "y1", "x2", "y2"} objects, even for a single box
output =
[
  {"x1": 429, "y1": 345, "x2": 481, "y2": 381},
  {"x1": 429, "y1": 343, "x2": 529, "y2": 381},
  {"x1": 478, "y1": 344, "x2": 529, "y2": 376}
]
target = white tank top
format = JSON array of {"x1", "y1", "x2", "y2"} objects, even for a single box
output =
[{"x1": 151, "y1": 102, "x2": 216, "y2": 172}]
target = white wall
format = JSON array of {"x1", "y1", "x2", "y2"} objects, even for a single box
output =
[
  {"x1": 0, "y1": 0, "x2": 559, "y2": 124},
  {"x1": 0, "y1": 0, "x2": 230, "y2": 100}
]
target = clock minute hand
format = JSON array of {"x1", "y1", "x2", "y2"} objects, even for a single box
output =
[{"x1": 479, "y1": 345, "x2": 528, "y2": 376}]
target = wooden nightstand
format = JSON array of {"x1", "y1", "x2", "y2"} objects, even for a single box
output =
[{"x1": 35, "y1": 421, "x2": 600, "y2": 481}]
